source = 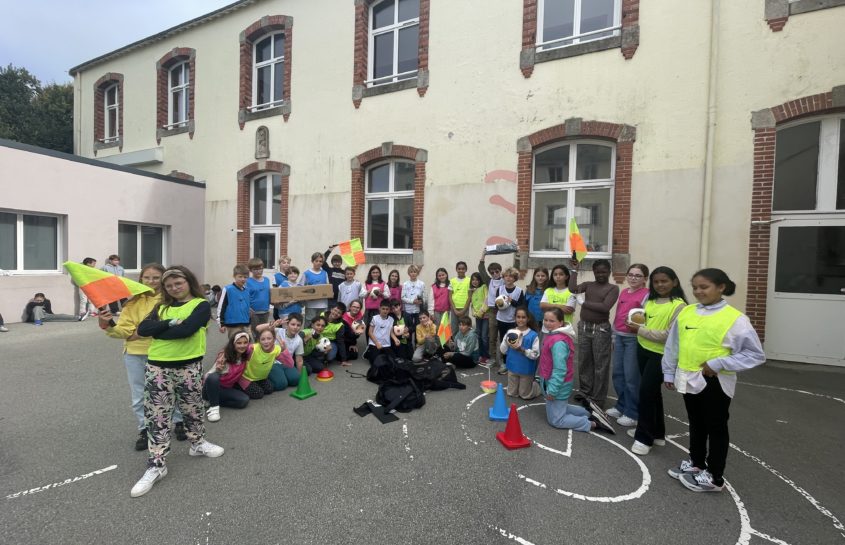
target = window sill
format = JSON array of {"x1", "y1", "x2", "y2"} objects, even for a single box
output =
[
  {"x1": 94, "y1": 138, "x2": 122, "y2": 152},
  {"x1": 157, "y1": 120, "x2": 194, "y2": 140},
  {"x1": 362, "y1": 77, "x2": 418, "y2": 98},
  {"x1": 238, "y1": 103, "x2": 291, "y2": 126},
  {"x1": 789, "y1": 0, "x2": 845, "y2": 15},
  {"x1": 535, "y1": 35, "x2": 622, "y2": 64},
  {"x1": 364, "y1": 251, "x2": 421, "y2": 266}
]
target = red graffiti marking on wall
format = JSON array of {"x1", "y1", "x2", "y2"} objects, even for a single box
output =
[{"x1": 484, "y1": 169, "x2": 518, "y2": 246}]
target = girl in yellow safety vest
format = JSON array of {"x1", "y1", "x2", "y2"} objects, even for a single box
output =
[{"x1": 662, "y1": 268, "x2": 765, "y2": 493}]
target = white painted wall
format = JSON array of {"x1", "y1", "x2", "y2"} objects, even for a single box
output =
[{"x1": 0, "y1": 143, "x2": 205, "y2": 323}]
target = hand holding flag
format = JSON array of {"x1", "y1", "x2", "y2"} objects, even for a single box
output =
[
  {"x1": 569, "y1": 218, "x2": 588, "y2": 262},
  {"x1": 338, "y1": 238, "x2": 366, "y2": 267},
  {"x1": 64, "y1": 261, "x2": 153, "y2": 309}
]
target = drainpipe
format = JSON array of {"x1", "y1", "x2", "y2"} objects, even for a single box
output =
[
  {"x1": 73, "y1": 72, "x2": 81, "y2": 156},
  {"x1": 699, "y1": 0, "x2": 720, "y2": 268}
]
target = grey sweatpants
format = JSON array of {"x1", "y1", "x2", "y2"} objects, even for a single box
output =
[{"x1": 576, "y1": 320, "x2": 612, "y2": 408}]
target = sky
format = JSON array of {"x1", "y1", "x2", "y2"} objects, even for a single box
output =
[{"x1": 0, "y1": 0, "x2": 237, "y2": 84}]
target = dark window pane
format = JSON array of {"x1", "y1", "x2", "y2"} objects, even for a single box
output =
[
  {"x1": 397, "y1": 25, "x2": 419, "y2": 74},
  {"x1": 118, "y1": 224, "x2": 138, "y2": 270},
  {"x1": 257, "y1": 65, "x2": 271, "y2": 105},
  {"x1": 395, "y1": 162, "x2": 415, "y2": 192},
  {"x1": 253, "y1": 233, "x2": 276, "y2": 268},
  {"x1": 368, "y1": 164, "x2": 390, "y2": 193},
  {"x1": 107, "y1": 109, "x2": 117, "y2": 138},
  {"x1": 141, "y1": 226, "x2": 163, "y2": 266},
  {"x1": 253, "y1": 177, "x2": 268, "y2": 224},
  {"x1": 393, "y1": 197, "x2": 414, "y2": 249},
  {"x1": 273, "y1": 61, "x2": 283, "y2": 102},
  {"x1": 535, "y1": 145, "x2": 569, "y2": 183},
  {"x1": 367, "y1": 199, "x2": 389, "y2": 248},
  {"x1": 775, "y1": 226, "x2": 845, "y2": 295},
  {"x1": 372, "y1": 0, "x2": 395, "y2": 29},
  {"x1": 106, "y1": 86, "x2": 117, "y2": 106},
  {"x1": 373, "y1": 32, "x2": 394, "y2": 79},
  {"x1": 399, "y1": 0, "x2": 419, "y2": 21},
  {"x1": 580, "y1": 0, "x2": 615, "y2": 34},
  {"x1": 271, "y1": 175, "x2": 282, "y2": 225},
  {"x1": 574, "y1": 188, "x2": 611, "y2": 252},
  {"x1": 774, "y1": 122, "x2": 820, "y2": 211},
  {"x1": 544, "y1": 0, "x2": 575, "y2": 43},
  {"x1": 0, "y1": 212, "x2": 16, "y2": 270},
  {"x1": 171, "y1": 90, "x2": 183, "y2": 123},
  {"x1": 532, "y1": 190, "x2": 567, "y2": 252},
  {"x1": 837, "y1": 120, "x2": 845, "y2": 210},
  {"x1": 23, "y1": 215, "x2": 57, "y2": 270},
  {"x1": 273, "y1": 34, "x2": 285, "y2": 58},
  {"x1": 576, "y1": 144, "x2": 612, "y2": 180},
  {"x1": 256, "y1": 36, "x2": 272, "y2": 63}
]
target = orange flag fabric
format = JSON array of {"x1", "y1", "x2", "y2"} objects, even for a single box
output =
[
  {"x1": 569, "y1": 218, "x2": 588, "y2": 262},
  {"x1": 338, "y1": 238, "x2": 366, "y2": 267},
  {"x1": 63, "y1": 261, "x2": 152, "y2": 308},
  {"x1": 437, "y1": 312, "x2": 452, "y2": 347}
]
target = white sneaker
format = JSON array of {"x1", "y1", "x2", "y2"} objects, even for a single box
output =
[
  {"x1": 130, "y1": 465, "x2": 167, "y2": 497},
  {"x1": 631, "y1": 440, "x2": 651, "y2": 455},
  {"x1": 189, "y1": 439, "x2": 224, "y2": 458},
  {"x1": 606, "y1": 407, "x2": 622, "y2": 418},
  {"x1": 0, "y1": 325, "x2": 8, "y2": 332},
  {"x1": 626, "y1": 428, "x2": 666, "y2": 446},
  {"x1": 616, "y1": 415, "x2": 638, "y2": 427},
  {"x1": 206, "y1": 406, "x2": 221, "y2": 422}
]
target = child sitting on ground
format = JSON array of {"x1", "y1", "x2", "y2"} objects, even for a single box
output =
[
  {"x1": 412, "y1": 311, "x2": 438, "y2": 362},
  {"x1": 342, "y1": 300, "x2": 365, "y2": 361},
  {"x1": 365, "y1": 299, "x2": 398, "y2": 364},
  {"x1": 302, "y1": 315, "x2": 331, "y2": 373},
  {"x1": 237, "y1": 328, "x2": 282, "y2": 399},
  {"x1": 202, "y1": 332, "x2": 251, "y2": 422},
  {"x1": 321, "y1": 303, "x2": 349, "y2": 366},
  {"x1": 389, "y1": 298, "x2": 411, "y2": 360},
  {"x1": 257, "y1": 313, "x2": 306, "y2": 390},
  {"x1": 442, "y1": 316, "x2": 479, "y2": 368}
]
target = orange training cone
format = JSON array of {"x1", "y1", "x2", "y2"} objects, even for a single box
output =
[
  {"x1": 496, "y1": 403, "x2": 531, "y2": 450},
  {"x1": 316, "y1": 368, "x2": 334, "y2": 382}
]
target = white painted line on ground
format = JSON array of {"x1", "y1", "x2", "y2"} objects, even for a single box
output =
[
  {"x1": 5, "y1": 465, "x2": 117, "y2": 499},
  {"x1": 402, "y1": 420, "x2": 413, "y2": 461},
  {"x1": 516, "y1": 403, "x2": 571, "y2": 457},
  {"x1": 461, "y1": 392, "x2": 490, "y2": 446},
  {"x1": 197, "y1": 511, "x2": 212, "y2": 545},
  {"x1": 738, "y1": 382, "x2": 845, "y2": 406},
  {"x1": 489, "y1": 525, "x2": 537, "y2": 545},
  {"x1": 459, "y1": 372, "x2": 485, "y2": 378}
]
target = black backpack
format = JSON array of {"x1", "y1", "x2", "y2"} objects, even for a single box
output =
[
  {"x1": 376, "y1": 378, "x2": 426, "y2": 413},
  {"x1": 366, "y1": 353, "x2": 409, "y2": 384},
  {"x1": 406, "y1": 357, "x2": 465, "y2": 391}
]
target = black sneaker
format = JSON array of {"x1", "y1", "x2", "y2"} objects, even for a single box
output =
[
  {"x1": 134, "y1": 429, "x2": 148, "y2": 451},
  {"x1": 174, "y1": 422, "x2": 188, "y2": 441},
  {"x1": 589, "y1": 410, "x2": 616, "y2": 435}
]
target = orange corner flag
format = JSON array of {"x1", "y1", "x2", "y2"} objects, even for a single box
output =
[
  {"x1": 437, "y1": 312, "x2": 452, "y2": 347},
  {"x1": 63, "y1": 261, "x2": 153, "y2": 309},
  {"x1": 569, "y1": 218, "x2": 588, "y2": 262},
  {"x1": 338, "y1": 238, "x2": 366, "y2": 267}
]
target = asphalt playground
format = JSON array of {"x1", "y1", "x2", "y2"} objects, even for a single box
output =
[{"x1": 1, "y1": 321, "x2": 843, "y2": 545}]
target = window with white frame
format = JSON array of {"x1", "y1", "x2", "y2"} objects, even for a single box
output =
[
  {"x1": 365, "y1": 161, "x2": 414, "y2": 251},
  {"x1": 253, "y1": 32, "x2": 285, "y2": 110},
  {"x1": 773, "y1": 116, "x2": 845, "y2": 211},
  {"x1": 368, "y1": 0, "x2": 419, "y2": 87},
  {"x1": 118, "y1": 223, "x2": 166, "y2": 270},
  {"x1": 251, "y1": 174, "x2": 282, "y2": 267},
  {"x1": 0, "y1": 211, "x2": 62, "y2": 272},
  {"x1": 168, "y1": 61, "x2": 190, "y2": 127},
  {"x1": 537, "y1": 0, "x2": 621, "y2": 51},
  {"x1": 531, "y1": 141, "x2": 615, "y2": 256},
  {"x1": 104, "y1": 83, "x2": 119, "y2": 142}
]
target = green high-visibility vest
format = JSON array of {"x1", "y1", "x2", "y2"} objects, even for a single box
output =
[
  {"x1": 637, "y1": 298, "x2": 685, "y2": 354},
  {"x1": 450, "y1": 276, "x2": 470, "y2": 308},
  {"x1": 542, "y1": 287, "x2": 574, "y2": 323},
  {"x1": 676, "y1": 304, "x2": 740, "y2": 375}
]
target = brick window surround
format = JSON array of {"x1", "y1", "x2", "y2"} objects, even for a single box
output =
[
  {"x1": 236, "y1": 160, "x2": 291, "y2": 264},
  {"x1": 765, "y1": 0, "x2": 845, "y2": 31},
  {"x1": 155, "y1": 48, "x2": 196, "y2": 143},
  {"x1": 520, "y1": 0, "x2": 640, "y2": 78},
  {"x1": 351, "y1": 0, "x2": 430, "y2": 109},
  {"x1": 350, "y1": 142, "x2": 427, "y2": 264},
  {"x1": 93, "y1": 72, "x2": 123, "y2": 154},
  {"x1": 746, "y1": 85, "x2": 845, "y2": 341},
  {"x1": 238, "y1": 16, "x2": 293, "y2": 129},
  {"x1": 515, "y1": 118, "x2": 636, "y2": 282}
]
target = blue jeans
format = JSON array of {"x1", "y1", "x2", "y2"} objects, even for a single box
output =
[
  {"x1": 612, "y1": 334, "x2": 641, "y2": 420},
  {"x1": 268, "y1": 364, "x2": 302, "y2": 390},
  {"x1": 475, "y1": 317, "x2": 489, "y2": 359},
  {"x1": 545, "y1": 399, "x2": 591, "y2": 432},
  {"x1": 125, "y1": 354, "x2": 181, "y2": 430}
]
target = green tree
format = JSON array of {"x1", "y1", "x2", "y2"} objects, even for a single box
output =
[{"x1": 0, "y1": 64, "x2": 73, "y2": 153}]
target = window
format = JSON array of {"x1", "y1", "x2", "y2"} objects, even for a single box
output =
[
  {"x1": 168, "y1": 61, "x2": 190, "y2": 127},
  {"x1": 773, "y1": 117, "x2": 845, "y2": 212},
  {"x1": 251, "y1": 174, "x2": 282, "y2": 267},
  {"x1": 0, "y1": 211, "x2": 61, "y2": 272},
  {"x1": 365, "y1": 161, "x2": 415, "y2": 251},
  {"x1": 537, "y1": 0, "x2": 621, "y2": 51},
  {"x1": 368, "y1": 0, "x2": 419, "y2": 87},
  {"x1": 253, "y1": 33, "x2": 285, "y2": 110},
  {"x1": 104, "y1": 83, "x2": 119, "y2": 142},
  {"x1": 531, "y1": 141, "x2": 614, "y2": 255},
  {"x1": 118, "y1": 223, "x2": 166, "y2": 270}
]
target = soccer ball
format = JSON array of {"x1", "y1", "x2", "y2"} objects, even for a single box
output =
[
  {"x1": 393, "y1": 325, "x2": 405, "y2": 337},
  {"x1": 505, "y1": 329, "x2": 522, "y2": 348},
  {"x1": 352, "y1": 320, "x2": 366, "y2": 335},
  {"x1": 316, "y1": 337, "x2": 332, "y2": 353},
  {"x1": 495, "y1": 295, "x2": 510, "y2": 309},
  {"x1": 370, "y1": 286, "x2": 382, "y2": 297},
  {"x1": 627, "y1": 309, "x2": 646, "y2": 325}
]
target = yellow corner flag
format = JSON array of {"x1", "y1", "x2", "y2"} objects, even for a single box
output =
[
  {"x1": 63, "y1": 261, "x2": 152, "y2": 309},
  {"x1": 437, "y1": 312, "x2": 452, "y2": 347},
  {"x1": 569, "y1": 218, "x2": 588, "y2": 262},
  {"x1": 338, "y1": 238, "x2": 366, "y2": 267}
]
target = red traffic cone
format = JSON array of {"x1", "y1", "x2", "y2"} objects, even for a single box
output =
[{"x1": 496, "y1": 403, "x2": 531, "y2": 450}]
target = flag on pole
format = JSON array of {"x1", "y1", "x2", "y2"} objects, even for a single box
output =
[
  {"x1": 63, "y1": 261, "x2": 153, "y2": 308},
  {"x1": 569, "y1": 218, "x2": 588, "y2": 262},
  {"x1": 437, "y1": 312, "x2": 452, "y2": 347},
  {"x1": 338, "y1": 238, "x2": 366, "y2": 267}
]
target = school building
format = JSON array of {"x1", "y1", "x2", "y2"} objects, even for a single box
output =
[{"x1": 67, "y1": 0, "x2": 845, "y2": 365}]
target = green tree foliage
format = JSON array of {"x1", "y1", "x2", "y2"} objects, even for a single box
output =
[{"x1": 0, "y1": 64, "x2": 73, "y2": 153}]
